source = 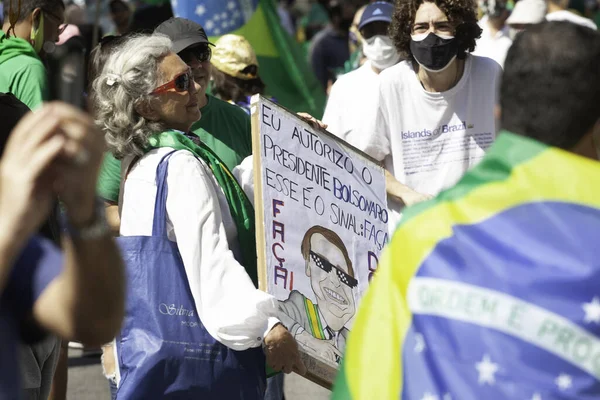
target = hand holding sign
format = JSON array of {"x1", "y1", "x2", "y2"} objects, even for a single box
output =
[
  {"x1": 297, "y1": 112, "x2": 328, "y2": 131},
  {"x1": 264, "y1": 323, "x2": 307, "y2": 375},
  {"x1": 385, "y1": 170, "x2": 433, "y2": 206}
]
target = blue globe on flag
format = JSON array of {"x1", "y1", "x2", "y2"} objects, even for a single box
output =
[{"x1": 171, "y1": 0, "x2": 260, "y2": 36}]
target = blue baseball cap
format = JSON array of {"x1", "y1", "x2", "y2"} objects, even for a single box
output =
[{"x1": 358, "y1": 1, "x2": 394, "y2": 30}]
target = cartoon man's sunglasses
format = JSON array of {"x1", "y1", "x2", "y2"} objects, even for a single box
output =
[{"x1": 309, "y1": 251, "x2": 358, "y2": 289}]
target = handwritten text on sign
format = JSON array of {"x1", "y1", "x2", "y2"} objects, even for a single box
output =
[{"x1": 254, "y1": 98, "x2": 388, "y2": 380}]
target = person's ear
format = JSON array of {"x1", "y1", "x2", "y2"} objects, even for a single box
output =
[
  {"x1": 305, "y1": 259, "x2": 311, "y2": 277},
  {"x1": 31, "y1": 8, "x2": 42, "y2": 29},
  {"x1": 134, "y1": 99, "x2": 160, "y2": 122},
  {"x1": 494, "y1": 104, "x2": 501, "y2": 121}
]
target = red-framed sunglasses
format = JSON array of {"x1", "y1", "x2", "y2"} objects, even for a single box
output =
[{"x1": 150, "y1": 70, "x2": 193, "y2": 95}]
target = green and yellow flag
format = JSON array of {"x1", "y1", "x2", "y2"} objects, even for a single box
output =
[
  {"x1": 171, "y1": 0, "x2": 326, "y2": 118},
  {"x1": 333, "y1": 132, "x2": 600, "y2": 399}
]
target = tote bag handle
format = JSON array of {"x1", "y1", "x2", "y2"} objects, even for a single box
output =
[{"x1": 151, "y1": 150, "x2": 177, "y2": 238}]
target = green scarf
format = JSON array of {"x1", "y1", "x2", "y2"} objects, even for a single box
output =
[{"x1": 146, "y1": 130, "x2": 258, "y2": 287}]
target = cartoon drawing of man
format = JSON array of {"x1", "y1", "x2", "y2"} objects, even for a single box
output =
[{"x1": 278, "y1": 226, "x2": 357, "y2": 365}]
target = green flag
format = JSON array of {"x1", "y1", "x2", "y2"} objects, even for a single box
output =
[{"x1": 171, "y1": 0, "x2": 326, "y2": 118}]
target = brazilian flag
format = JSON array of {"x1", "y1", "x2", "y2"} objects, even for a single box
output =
[
  {"x1": 333, "y1": 132, "x2": 600, "y2": 399},
  {"x1": 171, "y1": 0, "x2": 326, "y2": 118}
]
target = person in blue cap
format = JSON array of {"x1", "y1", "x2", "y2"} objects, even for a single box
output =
[{"x1": 323, "y1": 1, "x2": 400, "y2": 144}]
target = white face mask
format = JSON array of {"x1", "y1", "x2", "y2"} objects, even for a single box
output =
[{"x1": 361, "y1": 35, "x2": 401, "y2": 70}]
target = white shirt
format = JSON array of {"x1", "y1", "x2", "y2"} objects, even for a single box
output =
[
  {"x1": 546, "y1": 10, "x2": 598, "y2": 30},
  {"x1": 119, "y1": 148, "x2": 279, "y2": 353},
  {"x1": 322, "y1": 61, "x2": 380, "y2": 143},
  {"x1": 473, "y1": 16, "x2": 513, "y2": 68},
  {"x1": 351, "y1": 55, "x2": 502, "y2": 196}
]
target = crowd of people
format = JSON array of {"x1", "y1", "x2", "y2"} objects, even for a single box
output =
[{"x1": 0, "y1": 0, "x2": 598, "y2": 399}]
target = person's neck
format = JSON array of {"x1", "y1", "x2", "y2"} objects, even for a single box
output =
[
  {"x1": 332, "y1": 24, "x2": 348, "y2": 37},
  {"x1": 370, "y1": 63, "x2": 383, "y2": 74},
  {"x1": 198, "y1": 92, "x2": 208, "y2": 109},
  {"x1": 486, "y1": 16, "x2": 505, "y2": 36},
  {"x1": 116, "y1": 23, "x2": 129, "y2": 35},
  {"x1": 417, "y1": 58, "x2": 465, "y2": 93},
  {"x1": 169, "y1": 125, "x2": 192, "y2": 134},
  {"x1": 571, "y1": 131, "x2": 600, "y2": 161},
  {"x1": 2, "y1": 22, "x2": 29, "y2": 41},
  {"x1": 547, "y1": 2, "x2": 565, "y2": 13}
]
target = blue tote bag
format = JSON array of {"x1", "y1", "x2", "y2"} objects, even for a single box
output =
[{"x1": 115, "y1": 151, "x2": 266, "y2": 400}]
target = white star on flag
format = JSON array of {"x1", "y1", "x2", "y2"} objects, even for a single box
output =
[
  {"x1": 530, "y1": 392, "x2": 542, "y2": 400},
  {"x1": 205, "y1": 20, "x2": 215, "y2": 30},
  {"x1": 555, "y1": 374, "x2": 572, "y2": 391},
  {"x1": 582, "y1": 297, "x2": 600, "y2": 324},
  {"x1": 195, "y1": 5, "x2": 206, "y2": 16},
  {"x1": 214, "y1": 14, "x2": 221, "y2": 21},
  {"x1": 171, "y1": 0, "x2": 177, "y2": 8},
  {"x1": 233, "y1": 10, "x2": 241, "y2": 19},
  {"x1": 221, "y1": 21, "x2": 228, "y2": 28},
  {"x1": 420, "y1": 392, "x2": 438, "y2": 400},
  {"x1": 214, "y1": 28, "x2": 221, "y2": 35},
  {"x1": 228, "y1": 1, "x2": 237, "y2": 10},
  {"x1": 414, "y1": 333, "x2": 426, "y2": 353},
  {"x1": 475, "y1": 354, "x2": 499, "y2": 385},
  {"x1": 221, "y1": 12, "x2": 228, "y2": 19}
]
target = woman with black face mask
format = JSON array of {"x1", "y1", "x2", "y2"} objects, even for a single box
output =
[{"x1": 350, "y1": 0, "x2": 502, "y2": 232}]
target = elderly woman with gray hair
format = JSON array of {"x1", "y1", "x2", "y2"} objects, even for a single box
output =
[{"x1": 91, "y1": 33, "x2": 305, "y2": 399}]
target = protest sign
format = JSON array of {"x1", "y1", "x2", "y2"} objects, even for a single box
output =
[{"x1": 251, "y1": 96, "x2": 389, "y2": 388}]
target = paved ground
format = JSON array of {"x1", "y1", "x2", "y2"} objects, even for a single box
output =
[{"x1": 66, "y1": 350, "x2": 331, "y2": 400}]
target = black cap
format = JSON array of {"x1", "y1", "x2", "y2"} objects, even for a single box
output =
[{"x1": 154, "y1": 18, "x2": 214, "y2": 54}]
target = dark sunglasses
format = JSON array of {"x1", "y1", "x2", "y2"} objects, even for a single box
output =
[
  {"x1": 179, "y1": 45, "x2": 212, "y2": 64},
  {"x1": 150, "y1": 70, "x2": 193, "y2": 95},
  {"x1": 309, "y1": 251, "x2": 357, "y2": 289}
]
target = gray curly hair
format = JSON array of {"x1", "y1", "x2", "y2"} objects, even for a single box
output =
[{"x1": 91, "y1": 33, "x2": 172, "y2": 159}]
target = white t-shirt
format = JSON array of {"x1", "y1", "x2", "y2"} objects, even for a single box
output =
[
  {"x1": 351, "y1": 55, "x2": 502, "y2": 196},
  {"x1": 472, "y1": 16, "x2": 513, "y2": 68},
  {"x1": 322, "y1": 61, "x2": 380, "y2": 144},
  {"x1": 546, "y1": 10, "x2": 598, "y2": 30}
]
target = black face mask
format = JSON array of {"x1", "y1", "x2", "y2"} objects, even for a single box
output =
[{"x1": 410, "y1": 33, "x2": 459, "y2": 72}]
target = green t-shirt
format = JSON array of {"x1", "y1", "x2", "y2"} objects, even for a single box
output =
[
  {"x1": 97, "y1": 94, "x2": 252, "y2": 202},
  {"x1": 0, "y1": 30, "x2": 48, "y2": 109},
  {"x1": 190, "y1": 94, "x2": 252, "y2": 170}
]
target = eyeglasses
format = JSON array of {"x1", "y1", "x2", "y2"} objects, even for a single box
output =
[
  {"x1": 309, "y1": 251, "x2": 357, "y2": 289},
  {"x1": 43, "y1": 10, "x2": 68, "y2": 35},
  {"x1": 412, "y1": 20, "x2": 455, "y2": 35},
  {"x1": 150, "y1": 70, "x2": 193, "y2": 95},
  {"x1": 179, "y1": 45, "x2": 212, "y2": 64}
]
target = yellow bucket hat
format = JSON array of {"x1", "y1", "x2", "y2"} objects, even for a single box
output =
[{"x1": 211, "y1": 34, "x2": 260, "y2": 80}]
